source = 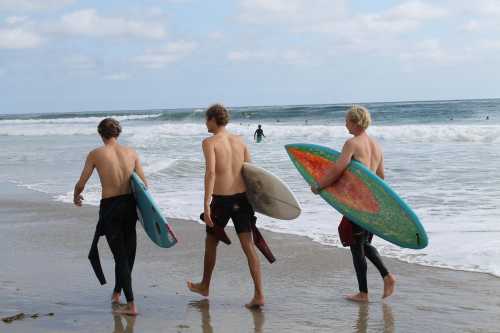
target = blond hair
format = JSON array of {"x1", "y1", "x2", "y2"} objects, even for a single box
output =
[{"x1": 346, "y1": 105, "x2": 371, "y2": 130}]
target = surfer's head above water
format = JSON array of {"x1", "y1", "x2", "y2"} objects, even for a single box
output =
[
  {"x1": 205, "y1": 103, "x2": 229, "y2": 133},
  {"x1": 97, "y1": 118, "x2": 122, "y2": 141},
  {"x1": 346, "y1": 105, "x2": 371, "y2": 134}
]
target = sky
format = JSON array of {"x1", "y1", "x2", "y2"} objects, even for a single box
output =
[{"x1": 1, "y1": 0, "x2": 500, "y2": 114}]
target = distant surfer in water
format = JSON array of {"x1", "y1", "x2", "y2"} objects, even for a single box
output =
[
  {"x1": 73, "y1": 118, "x2": 148, "y2": 315},
  {"x1": 311, "y1": 105, "x2": 396, "y2": 302},
  {"x1": 187, "y1": 104, "x2": 267, "y2": 309},
  {"x1": 254, "y1": 124, "x2": 265, "y2": 143}
]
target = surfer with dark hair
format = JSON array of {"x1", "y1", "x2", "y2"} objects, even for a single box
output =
[
  {"x1": 254, "y1": 125, "x2": 265, "y2": 143},
  {"x1": 311, "y1": 105, "x2": 396, "y2": 302},
  {"x1": 187, "y1": 103, "x2": 267, "y2": 309},
  {"x1": 73, "y1": 117, "x2": 148, "y2": 315}
]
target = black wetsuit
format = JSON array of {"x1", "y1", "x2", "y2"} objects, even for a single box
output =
[
  {"x1": 88, "y1": 194, "x2": 137, "y2": 302},
  {"x1": 350, "y1": 221, "x2": 389, "y2": 293},
  {"x1": 254, "y1": 129, "x2": 264, "y2": 141}
]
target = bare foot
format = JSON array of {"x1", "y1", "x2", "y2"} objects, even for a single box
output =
[
  {"x1": 383, "y1": 274, "x2": 396, "y2": 299},
  {"x1": 112, "y1": 303, "x2": 138, "y2": 316},
  {"x1": 111, "y1": 292, "x2": 121, "y2": 304},
  {"x1": 187, "y1": 281, "x2": 209, "y2": 297},
  {"x1": 345, "y1": 293, "x2": 369, "y2": 302},
  {"x1": 245, "y1": 296, "x2": 265, "y2": 309}
]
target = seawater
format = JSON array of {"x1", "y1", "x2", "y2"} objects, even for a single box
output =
[{"x1": 1, "y1": 99, "x2": 499, "y2": 276}]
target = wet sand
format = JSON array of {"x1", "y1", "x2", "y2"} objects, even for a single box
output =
[{"x1": 1, "y1": 182, "x2": 500, "y2": 332}]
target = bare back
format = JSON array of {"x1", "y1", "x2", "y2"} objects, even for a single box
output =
[
  {"x1": 348, "y1": 133, "x2": 383, "y2": 175},
  {"x1": 92, "y1": 144, "x2": 137, "y2": 198},
  {"x1": 208, "y1": 132, "x2": 249, "y2": 195}
]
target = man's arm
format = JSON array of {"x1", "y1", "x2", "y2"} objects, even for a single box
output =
[
  {"x1": 254, "y1": 130, "x2": 257, "y2": 141},
  {"x1": 244, "y1": 143, "x2": 252, "y2": 163},
  {"x1": 202, "y1": 139, "x2": 216, "y2": 227},
  {"x1": 134, "y1": 151, "x2": 148, "y2": 187},
  {"x1": 313, "y1": 140, "x2": 355, "y2": 192},
  {"x1": 73, "y1": 152, "x2": 95, "y2": 206}
]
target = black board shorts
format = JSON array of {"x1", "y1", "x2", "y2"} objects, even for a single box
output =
[{"x1": 206, "y1": 192, "x2": 255, "y2": 235}]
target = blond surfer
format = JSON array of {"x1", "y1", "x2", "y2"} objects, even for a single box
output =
[{"x1": 311, "y1": 105, "x2": 396, "y2": 302}]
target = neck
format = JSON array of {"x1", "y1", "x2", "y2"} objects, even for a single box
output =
[
  {"x1": 103, "y1": 138, "x2": 118, "y2": 145},
  {"x1": 352, "y1": 128, "x2": 365, "y2": 137},
  {"x1": 213, "y1": 126, "x2": 226, "y2": 135}
]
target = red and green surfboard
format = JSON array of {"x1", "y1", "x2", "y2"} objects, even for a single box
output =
[{"x1": 285, "y1": 143, "x2": 428, "y2": 249}]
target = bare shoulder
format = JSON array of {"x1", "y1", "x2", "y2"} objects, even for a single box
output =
[
  {"x1": 89, "y1": 147, "x2": 102, "y2": 158},
  {"x1": 344, "y1": 137, "x2": 358, "y2": 149},
  {"x1": 125, "y1": 145, "x2": 138, "y2": 155},
  {"x1": 231, "y1": 133, "x2": 246, "y2": 144},
  {"x1": 202, "y1": 136, "x2": 216, "y2": 148}
]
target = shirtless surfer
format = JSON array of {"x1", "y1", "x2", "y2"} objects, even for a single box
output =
[
  {"x1": 73, "y1": 118, "x2": 148, "y2": 315},
  {"x1": 187, "y1": 104, "x2": 265, "y2": 308},
  {"x1": 311, "y1": 105, "x2": 396, "y2": 302}
]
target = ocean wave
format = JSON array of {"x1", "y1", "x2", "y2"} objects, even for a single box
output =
[
  {"x1": 0, "y1": 113, "x2": 161, "y2": 125},
  {"x1": 3, "y1": 121, "x2": 500, "y2": 143}
]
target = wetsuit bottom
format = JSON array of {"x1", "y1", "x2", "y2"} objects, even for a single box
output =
[
  {"x1": 100, "y1": 194, "x2": 137, "y2": 303},
  {"x1": 350, "y1": 222, "x2": 389, "y2": 293}
]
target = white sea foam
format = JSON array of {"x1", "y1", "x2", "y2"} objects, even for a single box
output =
[
  {"x1": 0, "y1": 114, "x2": 160, "y2": 125},
  {"x1": 3, "y1": 105, "x2": 500, "y2": 278},
  {"x1": 3, "y1": 120, "x2": 499, "y2": 144}
]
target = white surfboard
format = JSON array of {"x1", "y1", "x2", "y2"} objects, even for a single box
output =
[{"x1": 242, "y1": 163, "x2": 302, "y2": 220}]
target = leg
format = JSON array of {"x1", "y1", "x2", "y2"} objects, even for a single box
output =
[
  {"x1": 346, "y1": 228, "x2": 369, "y2": 302},
  {"x1": 112, "y1": 216, "x2": 137, "y2": 304},
  {"x1": 187, "y1": 233, "x2": 219, "y2": 297},
  {"x1": 105, "y1": 229, "x2": 137, "y2": 315},
  {"x1": 237, "y1": 232, "x2": 265, "y2": 308},
  {"x1": 364, "y1": 242, "x2": 396, "y2": 299}
]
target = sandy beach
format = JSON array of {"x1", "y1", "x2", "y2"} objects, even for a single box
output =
[{"x1": 1, "y1": 182, "x2": 500, "y2": 333}]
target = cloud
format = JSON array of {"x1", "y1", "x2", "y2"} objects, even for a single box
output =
[
  {"x1": 227, "y1": 49, "x2": 309, "y2": 65},
  {"x1": 0, "y1": 0, "x2": 74, "y2": 11},
  {"x1": 54, "y1": 9, "x2": 167, "y2": 39},
  {"x1": 133, "y1": 40, "x2": 197, "y2": 68},
  {"x1": 0, "y1": 27, "x2": 42, "y2": 48},
  {"x1": 311, "y1": 1, "x2": 447, "y2": 35},
  {"x1": 399, "y1": 39, "x2": 469, "y2": 67},
  {"x1": 5, "y1": 16, "x2": 29, "y2": 25},
  {"x1": 478, "y1": 39, "x2": 500, "y2": 50},
  {"x1": 239, "y1": 0, "x2": 347, "y2": 25},
  {"x1": 238, "y1": 1, "x2": 448, "y2": 56}
]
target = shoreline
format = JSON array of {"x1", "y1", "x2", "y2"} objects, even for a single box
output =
[
  {"x1": 2, "y1": 183, "x2": 500, "y2": 332},
  {"x1": 9, "y1": 178, "x2": 498, "y2": 280}
]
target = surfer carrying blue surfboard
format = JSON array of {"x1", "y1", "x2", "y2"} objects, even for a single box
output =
[
  {"x1": 311, "y1": 105, "x2": 396, "y2": 302},
  {"x1": 73, "y1": 118, "x2": 148, "y2": 315},
  {"x1": 187, "y1": 104, "x2": 266, "y2": 309}
]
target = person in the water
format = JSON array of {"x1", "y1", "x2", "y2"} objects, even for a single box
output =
[
  {"x1": 73, "y1": 118, "x2": 147, "y2": 315},
  {"x1": 254, "y1": 125, "x2": 265, "y2": 143},
  {"x1": 311, "y1": 105, "x2": 396, "y2": 303}
]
